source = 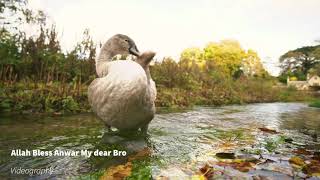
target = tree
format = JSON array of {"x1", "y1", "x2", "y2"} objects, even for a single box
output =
[
  {"x1": 204, "y1": 39, "x2": 246, "y2": 77},
  {"x1": 308, "y1": 64, "x2": 320, "y2": 76},
  {"x1": 280, "y1": 45, "x2": 320, "y2": 75},
  {"x1": 0, "y1": 0, "x2": 27, "y2": 21},
  {"x1": 180, "y1": 47, "x2": 204, "y2": 67},
  {"x1": 242, "y1": 49, "x2": 268, "y2": 77},
  {"x1": 0, "y1": 28, "x2": 21, "y2": 81},
  {"x1": 179, "y1": 39, "x2": 267, "y2": 78},
  {"x1": 0, "y1": 0, "x2": 47, "y2": 33}
]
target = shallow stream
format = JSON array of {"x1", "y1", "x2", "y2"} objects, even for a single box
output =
[{"x1": 0, "y1": 103, "x2": 319, "y2": 179}]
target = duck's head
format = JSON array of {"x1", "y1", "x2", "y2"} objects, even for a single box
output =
[{"x1": 105, "y1": 34, "x2": 140, "y2": 58}]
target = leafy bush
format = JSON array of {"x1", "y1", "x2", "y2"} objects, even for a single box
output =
[
  {"x1": 0, "y1": 82, "x2": 89, "y2": 114},
  {"x1": 62, "y1": 96, "x2": 80, "y2": 112}
]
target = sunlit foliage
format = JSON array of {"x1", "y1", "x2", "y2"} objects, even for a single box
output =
[{"x1": 179, "y1": 39, "x2": 268, "y2": 78}]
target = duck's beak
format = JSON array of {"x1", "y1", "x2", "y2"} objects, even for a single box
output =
[{"x1": 129, "y1": 45, "x2": 141, "y2": 57}]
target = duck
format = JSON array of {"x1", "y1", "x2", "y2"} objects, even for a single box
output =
[{"x1": 88, "y1": 34, "x2": 156, "y2": 134}]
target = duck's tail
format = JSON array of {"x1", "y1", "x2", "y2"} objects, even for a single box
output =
[{"x1": 136, "y1": 51, "x2": 156, "y2": 67}]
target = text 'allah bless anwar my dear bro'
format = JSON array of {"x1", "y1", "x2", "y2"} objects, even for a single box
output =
[{"x1": 11, "y1": 149, "x2": 127, "y2": 158}]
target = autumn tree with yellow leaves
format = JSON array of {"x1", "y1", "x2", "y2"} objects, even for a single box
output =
[{"x1": 179, "y1": 39, "x2": 267, "y2": 78}]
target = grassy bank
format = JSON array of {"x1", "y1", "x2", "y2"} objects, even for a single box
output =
[
  {"x1": 156, "y1": 78, "x2": 315, "y2": 107},
  {"x1": 309, "y1": 99, "x2": 320, "y2": 108},
  {"x1": 0, "y1": 79, "x2": 316, "y2": 114},
  {"x1": 0, "y1": 81, "x2": 90, "y2": 114}
]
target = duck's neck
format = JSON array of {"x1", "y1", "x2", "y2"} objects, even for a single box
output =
[
  {"x1": 97, "y1": 41, "x2": 115, "y2": 63},
  {"x1": 95, "y1": 42, "x2": 117, "y2": 77}
]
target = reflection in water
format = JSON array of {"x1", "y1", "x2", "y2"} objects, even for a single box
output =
[
  {"x1": 280, "y1": 108, "x2": 320, "y2": 132},
  {"x1": 0, "y1": 103, "x2": 319, "y2": 179},
  {"x1": 280, "y1": 108, "x2": 320, "y2": 142},
  {"x1": 101, "y1": 130, "x2": 150, "y2": 153}
]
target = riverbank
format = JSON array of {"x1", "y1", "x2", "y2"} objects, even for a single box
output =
[
  {"x1": 0, "y1": 81, "x2": 90, "y2": 114},
  {"x1": 0, "y1": 79, "x2": 317, "y2": 114},
  {"x1": 156, "y1": 80, "x2": 316, "y2": 107}
]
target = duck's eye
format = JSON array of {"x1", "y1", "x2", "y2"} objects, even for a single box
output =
[{"x1": 125, "y1": 39, "x2": 129, "y2": 42}]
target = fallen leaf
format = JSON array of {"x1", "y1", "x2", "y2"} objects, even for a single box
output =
[
  {"x1": 191, "y1": 175, "x2": 206, "y2": 180},
  {"x1": 258, "y1": 127, "x2": 278, "y2": 134},
  {"x1": 155, "y1": 175, "x2": 170, "y2": 180},
  {"x1": 100, "y1": 162, "x2": 132, "y2": 180},
  {"x1": 313, "y1": 152, "x2": 320, "y2": 161},
  {"x1": 216, "y1": 161, "x2": 255, "y2": 172},
  {"x1": 303, "y1": 160, "x2": 320, "y2": 176},
  {"x1": 289, "y1": 156, "x2": 305, "y2": 166},
  {"x1": 236, "y1": 154, "x2": 260, "y2": 163},
  {"x1": 284, "y1": 137, "x2": 293, "y2": 143},
  {"x1": 128, "y1": 147, "x2": 151, "y2": 161},
  {"x1": 199, "y1": 164, "x2": 214, "y2": 179},
  {"x1": 216, "y1": 152, "x2": 235, "y2": 159},
  {"x1": 293, "y1": 148, "x2": 312, "y2": 155},
  {"x1": 235, "y1": 162, "x2": 255, "y2": 172}
]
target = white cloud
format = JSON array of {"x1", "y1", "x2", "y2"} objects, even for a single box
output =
[{"x1": 26, "y1": 0, "x2": 320, "y2": 76}]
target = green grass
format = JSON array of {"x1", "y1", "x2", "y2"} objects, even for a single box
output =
[{"x1": 309, "y1": 99, "x2": 320, "y2": 108}]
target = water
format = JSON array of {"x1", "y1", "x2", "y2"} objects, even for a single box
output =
[{"x1": 0, "y1": 103, "x2": 319, "y2": 179}]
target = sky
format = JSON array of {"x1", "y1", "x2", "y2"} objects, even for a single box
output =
[{"x1": 28, "y1": 0, "x2": 320, "y2": 76}]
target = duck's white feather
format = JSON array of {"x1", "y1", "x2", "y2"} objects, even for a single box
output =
[{"x1": 88, "y1": 60, "x2": 156, "y2": 130}]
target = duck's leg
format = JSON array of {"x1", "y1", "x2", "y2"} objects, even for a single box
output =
[
  {"x1": 140, "y1": 124, "x2": 149, "y2": 135},
  {"x1": 105, "y1": 124, "x2": 112, "y2": 132}
]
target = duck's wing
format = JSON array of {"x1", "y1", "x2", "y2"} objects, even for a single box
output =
[
  {"x1": 87, "y1": 78, "x2": 100, "y2": 113},
  {"x1": 88, "y1": 76, "x2": 119, "y2": 124}
]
